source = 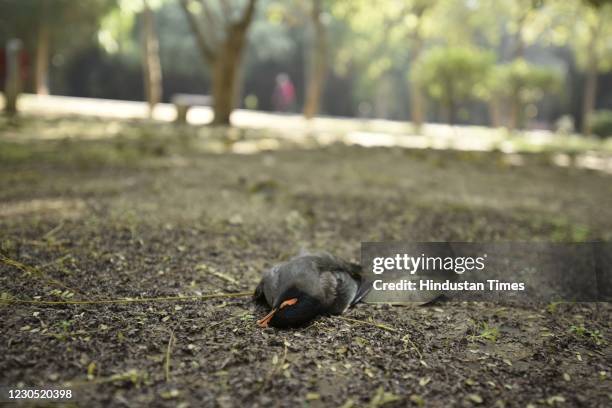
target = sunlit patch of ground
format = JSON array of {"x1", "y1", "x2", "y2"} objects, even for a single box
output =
[
  {"x1": 0, "y1": 198, "x2": 86, "y2": 218},
  {"x1": 4, "y1": 94, "x2": 612, "y2": 174}
]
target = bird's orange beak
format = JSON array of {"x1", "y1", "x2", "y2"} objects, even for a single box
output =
[
  {"x1": 257, "y1": 298, "x2": 298, "y2": 328},
  {"x1": 256, "y1": 308, "x2": 277, "y2": 328}
]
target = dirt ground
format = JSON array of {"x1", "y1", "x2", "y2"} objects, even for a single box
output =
[{"x1": 1, "y1": 116, "x2": 610, "y2": 407}]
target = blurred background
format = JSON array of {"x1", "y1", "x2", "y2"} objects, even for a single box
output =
[{"x1": 1, "y1": 0, "x2": 611, "y2": 136}]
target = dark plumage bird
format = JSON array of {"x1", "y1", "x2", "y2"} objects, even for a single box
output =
[{"x1": 254, "y1": 252, "x2": 371, "y2": 328}]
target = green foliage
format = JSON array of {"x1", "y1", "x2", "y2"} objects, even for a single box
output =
[
  {"x1": 546, "y1": 301, "x2": 562, "y2": 313},
  {"x1": 469, "y1": 321, "x2": 500, "y2": 342},
  {"x1": 569, "y1": 325, "x2": 605, "y2": 345},
  {"x1": 489, "y1": 59, "x2": 561, "y2": 102},
  {"x1": 0, "y1": 0, "x2": 116, "y2": 49},
  {"x1": 328, "y1": 0, "x2": 439, "y2": 105},
  {"x1": 589, "y1": 110, "x2": 612, "y2": 138},
  {"x1": 545, "y1": 1, "x2": 612, "y2": 72},
  {"x1": 1, "y1": 0, "x2": 608, "y2": 125},
  {"x1": 412, "y1": 47, "x2": 494, "y2": 112}
]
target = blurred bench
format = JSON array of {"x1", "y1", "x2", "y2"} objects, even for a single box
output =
[{"x1": 171, "y1": 94, "x2": 212, "y2": 124}]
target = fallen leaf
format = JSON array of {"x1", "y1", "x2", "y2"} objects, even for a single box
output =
[
  {"x1": 467, "y1": 394, "x2": 483, "y2": 404},
  {"x1": 419, "y1": 377, "x2": 431, "y2": 387},
  {"x1": 306, "y1": 392, "x2": 320, "y2": 401}
]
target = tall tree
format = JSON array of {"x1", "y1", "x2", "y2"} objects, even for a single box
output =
[
  {"x1": 576, "y1": 0, "x2": 612, "y2": 135},
  {"x1": 538, "y1": 0, "x2": 612, "y2": 135},
  {"x1": 405, "y1": 1, "x2": 432, "y2": 130},
  {"x1": 488, "y1": 59, "x2": 561, "y2": 131},
  {"x1": 141, "y1": 0, "x2": 163, "y2": 117},
  {"x1": 4, "y1": 39, "x2": 23, "y2": 114},
  {"x1": 332, "y1": 0, "x2": 437, "y2": 127},
  {"x1": 35, "y1": 0, "x2": 51, "y2": 95},
  {"x1": 0, "y1": 0, "x2": 116, "y2": 95},
  {"x1": 179, "y1": 0, "x2": 258, "y2": 125},
  {"x1": 466, "y1": 0, "x2": 550, "y2": 126},
  {"x1": 303, "y1": 0, "x2": 327, "y2": 119},
  {"x1": 412, "y1": 46, "x2": 493, "y2": 125}
]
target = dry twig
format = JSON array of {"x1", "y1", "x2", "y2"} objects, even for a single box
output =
[
  {"x1": 0, "y1": 252, "x2": 82, "y2": 295},
  {"x1": 164, "y1": 330, "x2": 175, "y2": 382},
  {"x1": 332, "y1": 315, "x2": 399, "y2": 333},
  {"x1": 0, "y1": 291, "x2": 254, "y2": 306}
]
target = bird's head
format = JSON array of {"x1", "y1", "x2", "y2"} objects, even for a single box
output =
[{"x1": 257, "y1": 286, "x2": 322, "y2": 328}]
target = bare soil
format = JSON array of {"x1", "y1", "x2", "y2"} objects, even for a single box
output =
[{"x1": 0, "y1": 116, "x2": 610, "y2": 407}]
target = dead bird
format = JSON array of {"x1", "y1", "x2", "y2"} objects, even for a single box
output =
[{"x1": 254, "y1": 252, "x2": 371, "y2": 328}]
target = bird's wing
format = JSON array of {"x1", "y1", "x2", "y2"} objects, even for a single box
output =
[
  {"x1": 320, "y1": 254, "x2": 371, "y2": 307},
  {"x1": 338, "y1": 260, "x2": 372, "y2": 306},
  {"x1": 255, "y1": 264, "x2": 284, "y2": 307},
  {"x1": 309, "y1": 252, "x2": 372, "y2": 311},
  {"x1": 350, "y1": 269, "x2": 372, "y2": 306}
]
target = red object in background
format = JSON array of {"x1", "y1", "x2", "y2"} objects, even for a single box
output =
[
  {"x1": 280, "y1": 80, "x2": 295, "y2": 106},
  {"x1": 0, "y1": 47, "x2": 30, "y2": 90},
  {"x1": 272, "y1": 73, "x2": 296, "y2": 112}
]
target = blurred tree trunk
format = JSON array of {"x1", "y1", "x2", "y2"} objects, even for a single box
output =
[
  {"x1": 512, "y1": 25, "x2": 525, "y2": 60},
  {"x1": 303, "y1": 0, "x2": 327, "y2": 120},
  {"x1": 408, "y1": 7, "x2": 426, "y2": 132},
  {"x1": 508, "y1": 98, "x2": 519, "y2": 132},
  {"x1": 4, "y1": 39, "x2": 23, "y2": 115},
  {"x1": 141, "y1": 1, "x2": 163, "y2": 119},
  {"x1": 582, "y1": 64, "x2": 598, "y2": 136},
  {"x1": 179, "y1": 0, "x2": 257, "y2": 126},
  {"x1": 211, "y1": 29, "x2": 246, "y2": 125},
  {"x1": 509, "y1": 96, "x2": 520, "y2": 131},
  {"x1": 488, "y1": 98, "x2": 501, "y2": 128},
  {"x1": 503, "y1": 11, "x2": 527, "y2": 130},
  {"x1": 445, "y1": 78, "x2": 456, "y2": 125},
  {"x1": 409, "y1": 80, "x2": 425, "y2": 131},
  {"x1": 447, "y1": 104, "x2": 456, "y2": 126},
  {"x1": 35, "y1": 3, "x2": 50, "y2": 95},
  {"x1": 581, "y1": 20, "x2": 601, "y2": 136}
]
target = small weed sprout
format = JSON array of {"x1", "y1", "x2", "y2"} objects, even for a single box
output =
[
  {"x1": 569, "y1": 325, "x2": 605, "y2": 346},
  {"x1": 469, "y1": 322, "x2": 499, "y2": 342}
]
